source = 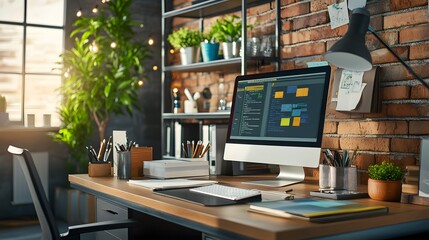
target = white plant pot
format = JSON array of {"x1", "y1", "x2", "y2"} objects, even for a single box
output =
[
  {"x1": 180, "y1": 46, "x2": 200, "y2": 65},
  {"x1": 0, "y1": 112, "x2": 9, "y2": 126},
  {"x1": 222, "y1": 41, "x2": 240, "y2": 59}
]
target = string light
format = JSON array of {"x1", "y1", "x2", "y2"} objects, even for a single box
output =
[
  {"x1": 76, "y1": 9, "x2": 82, "y2": 17},
  {"x1": 169, "y1": 49, "x2": 175, "y2": 54},
  {"x1": 138, "y1": 80, "x2": 144, "y2": 86},
  {"x1": 148, "y1": 38, "x2": 154, "y2": 46},
  {"x1": 152, "y1": 65, "x2": 158, "y2": 71},
  {"x1": 101, "y1": 0, "x2": 109, "y2": 3},
  {"x1": 64, "y1": 71, "x2": 69, "y2": 78},
  {"x1": 110, "y1": 42, "x2": 117, "y2": 48},
  {"x1": 140, "y1": 24, "x2": 144, "y2": 28},
  {"x1": 92, "y1": 5, "x2": 98, "y2": 13}
]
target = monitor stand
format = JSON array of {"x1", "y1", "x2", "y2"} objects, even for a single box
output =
[{"x1": 242, "y1": 165, "x2": 305, "y2": 187}]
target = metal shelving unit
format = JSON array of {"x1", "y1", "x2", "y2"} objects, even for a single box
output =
[{"x1": 161, "y1": 0, "x2": 280, "y2": 156}]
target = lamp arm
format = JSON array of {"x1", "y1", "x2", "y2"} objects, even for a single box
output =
[{"x1": 368, "y1": 26, "x2": 429, "y2": 90}]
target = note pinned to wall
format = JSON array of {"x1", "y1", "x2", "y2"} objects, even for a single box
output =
[
  {"x1": 336, "y1": 70, "x2": 366, "y2": 111},
  {"x1": 328, "y1": 1, "x2": 349, "y2": 29}
]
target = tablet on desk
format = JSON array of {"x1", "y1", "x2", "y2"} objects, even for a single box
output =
[{"x1": 155, "y1": 188, "x2": 262, "y2": 206}]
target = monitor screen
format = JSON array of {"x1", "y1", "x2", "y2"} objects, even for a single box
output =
[{"x1": 224, "y1": 66, "x2": 331, "y2": 187}]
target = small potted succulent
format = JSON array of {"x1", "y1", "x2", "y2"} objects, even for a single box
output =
[
  {"x1": 167, "y1": 27, "x2": 202, "y2": 65},
  {"x1": 367, "y1": 161, "x2": 405, "y2": 201}
]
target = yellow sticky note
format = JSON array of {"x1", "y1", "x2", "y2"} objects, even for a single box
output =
[
  {"x1": 280, "y1": 118, "x2": 290, "y2": 126},
  {"x1": 293, "y1": 117, "x2": 301, "y2": 126},
  {"x1": 274, "y1": 91, "x2": 284, "y2": 99},
  {"x1": 296, "y1": 88, "x2": 309, "y2": 97}
]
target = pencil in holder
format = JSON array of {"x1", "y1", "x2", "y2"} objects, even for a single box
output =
[{"x1": 319, "y1": 164, "x2": 357, "y2": 191}]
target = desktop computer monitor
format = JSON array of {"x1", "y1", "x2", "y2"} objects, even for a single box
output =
[{"x1": 224, "y1": 66, "x2": 331, "y2": 187}]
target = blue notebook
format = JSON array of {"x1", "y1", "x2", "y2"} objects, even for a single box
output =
[{"x1": 249, "y1": 198, "x2": 388, "y2": 223}]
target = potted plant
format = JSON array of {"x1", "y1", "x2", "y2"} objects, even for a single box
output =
[
  {"x1": 0, "y1": 94, "x2": 8, "y2": 126},
  {"x1": 168, "y1": 27, "x2": 202, "y2": 65},
  {"x1": 54, "y1": 0, "x2": 150, "y2": 173},
  {"x1": 211, "y1": 15, "x2": 243, "y2": 59},
  {"x1": 200, "y1": 29, "x2": 219, "y2": 62},
  {"x1": 367, "y1": 161, "x2": 405, "y2": 201}
]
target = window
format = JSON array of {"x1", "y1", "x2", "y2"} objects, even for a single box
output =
[{"x1": 0, "y1": 0, "x2": 64, "y2": 127}]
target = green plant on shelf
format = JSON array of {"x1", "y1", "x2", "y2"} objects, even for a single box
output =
[
  {"x1": 367, "y1": 161, "x2": 404, "y2": 181},
  {"x1": 167, "y1": 27, "x2": 202, "y2": 49}
]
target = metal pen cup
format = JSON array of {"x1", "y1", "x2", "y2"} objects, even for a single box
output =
[
  {"x1": 117, "y1": 151, "x2": 131, "y2": 180},
  {"x1": 319, "y1": 164, "x2": 357, "y2": 191}
]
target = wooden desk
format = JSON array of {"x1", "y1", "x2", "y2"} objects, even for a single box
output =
[{"x1": 69, "y1": 174, "x2": 429, "y2": 240}]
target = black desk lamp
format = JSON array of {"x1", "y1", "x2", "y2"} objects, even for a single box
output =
[{"x1": 324, "y1": 7, "x2": 429, "y2": 89}]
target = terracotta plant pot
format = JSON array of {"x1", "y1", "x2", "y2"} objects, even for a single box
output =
[{"x1": 368, "y1": 178, "x2": 402, "y2": 202}]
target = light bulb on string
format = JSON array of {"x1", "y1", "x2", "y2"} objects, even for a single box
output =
[
  {"x1": 138, "y1": 80, "x2": 144, "y2": 86},
  {"x1": 76, "y1": 8, "x2": 82, "y2": 17},
  {"x1": 152, "y1": 65, "x2": 158, "y2": 71},
  {"x1": 169, "y1": 49, "x2": 175, "y2": 54},
  {"x1": 148, "y1": 38, "x2": 154, "y2": 46},
  {"x1": 110, "y1": 42, "x2": 117, "y2": 48},
  {"x1": 92, "y1": 5, "x2": 98, "y2": 13}
]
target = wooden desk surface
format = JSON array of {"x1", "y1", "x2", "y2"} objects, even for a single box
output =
[{"x1": 69, "y1": 174, "x2": 429, "y2": 240}]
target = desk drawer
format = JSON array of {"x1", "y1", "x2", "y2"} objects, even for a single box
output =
[{"x1": 96, "y1": 198, "x2": 128, "y2": 240}]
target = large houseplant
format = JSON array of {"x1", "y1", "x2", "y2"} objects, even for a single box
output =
[
  {"x1": 55, "y1": 0, "x2": 149, "y2": 173},
  {"x1": 367, "y1": 161, "x2": 405, "y2": 201},
  {"x1": 168, "y1": 27, "x2": 201, "y2": 65}
]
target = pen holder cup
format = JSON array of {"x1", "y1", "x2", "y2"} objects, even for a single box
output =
[
  {"x1": 88, "y1": 162, "x2": 113, "y2": 177},
  {"x1": 319, "y1": 164, "x2": 357, "y2": 191},
  {"x1": 117, "y1": 151, "x2": 131, "y2": 180},
  {"x1": 130, "y1": 147, "x2": 152, "y2": 178}
]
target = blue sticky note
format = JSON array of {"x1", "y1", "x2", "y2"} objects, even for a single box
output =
[
  {"x1": 287, "y1": 86, "x2": 297, "y2": 94},
  {"x1": 292, "y1": 109, "x2": 301, "y2": 116},
  {"x1": 281, "y1": 104, "x2": 292, "y2": 112}
]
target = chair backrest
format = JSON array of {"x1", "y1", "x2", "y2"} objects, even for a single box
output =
[{"x1": 8, "y1": 145, "x2": 60, "y2": 240}]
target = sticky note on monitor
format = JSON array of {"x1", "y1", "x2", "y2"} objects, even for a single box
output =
[{"x1": 296, "y1": 88, "x2": 309, "y2": 97}]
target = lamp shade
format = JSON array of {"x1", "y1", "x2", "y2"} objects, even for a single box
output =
[{"x1": 324, "y1": 8, "x2": 372, "y2": 71}]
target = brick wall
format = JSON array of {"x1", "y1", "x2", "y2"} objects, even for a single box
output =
[{"x1": 168, "y1": 0, "x2": 429, "y2": 178}]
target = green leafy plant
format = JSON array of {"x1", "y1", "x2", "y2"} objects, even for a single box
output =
[
  {"x1": 54, "y1": 0, "x2": 150, "y2": 173},
  {"x1": 211, "y1": 15, "x2": 243, "y2": 42},
  {"x1": 367, "y1": 161, "x2": 405, "y2": 181},
  {"x1": 167, "y1": 28, "x2": 202, "y2": 49}
]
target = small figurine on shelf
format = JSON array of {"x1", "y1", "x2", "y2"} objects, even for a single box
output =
[{"x1": 172, "y1": 87, "x2": 181, "y2": 114}]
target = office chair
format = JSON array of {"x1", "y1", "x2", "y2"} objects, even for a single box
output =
[{"x1": 7, "y1": 145, "x2": 135, "y2": 240}]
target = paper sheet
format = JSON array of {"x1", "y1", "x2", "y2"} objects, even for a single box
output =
[
  {"x1": 328, "y1": 1, "x2": 349, "y2": 29},
  {"x1": 128, "y1": 179, "x2": 217, "y2": 190},
  {"x1": 336, "y1": 70, "x2": 366, "y2": 111}
]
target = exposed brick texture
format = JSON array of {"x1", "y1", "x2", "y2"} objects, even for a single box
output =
[
  {"x1": 382, "y1": 86, "x2": 410, "y2": 100},
  {"x1": 337, "y1": 121, "x2": 408, "y2": 135},
  {"x1": 399, "y1": 24, "x2": 429, "y2": 43},
  {"x1": 384, "y1": 9, "x2": 428, "y2": 29},
  {"x1": 390, "y1": 0, "x2": 428, "y2": 11},
  {"x1": 170, "y1": 0, "x2": 429, "y2": 174},
  {"x1": 391, "y1": 138, "x2": 421, "y2": 153},
  {"x1": 281, "y1": 2, "x2": 310, "y2": 19},
  {"x1": 410, "y1": 43, "x2": 429, "y2": 60}
]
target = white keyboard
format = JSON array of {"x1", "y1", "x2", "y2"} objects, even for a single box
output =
[{"x1": 190, "y1": 184, "x2": 261, "y2": 201}]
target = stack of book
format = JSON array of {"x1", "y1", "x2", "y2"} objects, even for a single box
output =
[{"x1": 143, "y1": 159, "x2": 209, "y2": 179}]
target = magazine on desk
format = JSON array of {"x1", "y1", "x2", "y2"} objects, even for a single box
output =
[{"x1": 249, "y1": 199, "x2": 388, "y2": 223}]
